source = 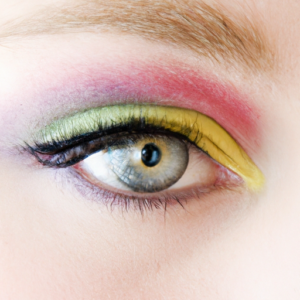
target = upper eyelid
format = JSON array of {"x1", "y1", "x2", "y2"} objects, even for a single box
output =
[
  {"x1": 32, "y1": 123, "x2": 191, "y2": 154},
  {"x1": 31, "y1": 132, "x2": 191, "y2": 169},
  {"x1": 30, "y1": 104, "x2": 264, "y2": 191}
]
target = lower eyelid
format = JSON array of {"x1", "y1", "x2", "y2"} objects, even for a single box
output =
[
  {"x1": 62, "y1": 167, "x2": 244, "y2": 217},
  {"x1": 60, "y1": 166, "x2": 232, "y2": 212}
]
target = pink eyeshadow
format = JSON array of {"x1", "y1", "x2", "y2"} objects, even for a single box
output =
[{"x1": 31, "y1": 59, "x2": 261, "y2": 152}]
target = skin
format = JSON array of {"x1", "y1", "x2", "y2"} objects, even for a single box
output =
[{"x1": 0, "y1": 0, "x2": 300, "y2": 299}]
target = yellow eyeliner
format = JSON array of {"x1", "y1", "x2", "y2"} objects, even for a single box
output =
[{"x1": 36, "y1": 105, "x2": 264, "y2": 191}]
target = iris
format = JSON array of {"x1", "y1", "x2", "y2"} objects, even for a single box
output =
[{"x1": 98, "y1": 135, "x2": 189, "y2": 193}]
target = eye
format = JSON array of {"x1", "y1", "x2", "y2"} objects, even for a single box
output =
[
  {"x1": 79, "y1": 134, "x2": 189, "y2": 193},
  {"x1": 28, "y1": 105, "x2": 264, "y2": 209},
  {"x1": 74, "y1": 133, "x2": 223, "y2": 195}
]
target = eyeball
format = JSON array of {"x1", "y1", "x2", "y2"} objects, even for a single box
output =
[{"x1": 74, "y1": 134, "x2": 236, "y2": 195}]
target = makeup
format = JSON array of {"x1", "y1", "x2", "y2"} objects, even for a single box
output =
[
  {"x1": 33, "y1": 105, "x2": 264, "y2": 191},
  {"x1": 26, "y1": 59, "x2": 260, "y2": 151}
]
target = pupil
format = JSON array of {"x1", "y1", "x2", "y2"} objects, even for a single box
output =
[{"x1": 141, "y1": 143, "x2": 162, "y2": 167}]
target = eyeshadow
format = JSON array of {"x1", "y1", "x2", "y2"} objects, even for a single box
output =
[
  {"x1": 34, "y1": 104, "x2": 265, "y2": 191},
  {"x1": 23, "y1": 59, "x2": 260, "y2": 147}
]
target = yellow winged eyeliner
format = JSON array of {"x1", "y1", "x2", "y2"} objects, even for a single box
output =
[{"x1": 35, "y1": 105, "x2": 264, "y2": 191}]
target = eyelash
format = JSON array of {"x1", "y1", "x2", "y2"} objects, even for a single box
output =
[
  {"x1": 28, "y1": 125, "x2": 193, "y2": 166},
  {"x1": 30, "y1": 104, "x2": 264, "y2": 192},
  {"x1": 27, "y1": 124, "x2": 230, "y2": 213},
  {"x1": 63, "y1": 166, "x2": 223, "y2": 214}
]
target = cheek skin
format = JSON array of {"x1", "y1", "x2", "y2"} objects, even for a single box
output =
[{"x1": 0, "y1": 156, "x2": 253, "y2": 299}]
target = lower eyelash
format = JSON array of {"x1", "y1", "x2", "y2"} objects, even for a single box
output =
[{"x1": 55, "y1": 167, "x2": 237, "y2": 215}]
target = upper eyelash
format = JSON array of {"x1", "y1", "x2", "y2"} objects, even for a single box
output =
[
  {"x1": 28, "y1": 129, "x2": 193, "y2": 169},
  {"x1": 29, "y1": 104, "x2": 264, "y2": 191},
  {"x1": 30, "y1": 122, "x2": 191, "y2": 154}
]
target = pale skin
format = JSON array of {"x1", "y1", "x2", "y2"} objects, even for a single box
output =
[{"x1": 0, "y1": 0, "x2": 300, "y2": 299}]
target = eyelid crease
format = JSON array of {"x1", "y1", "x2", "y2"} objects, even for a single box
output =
[{"x1": 34, "y1": 105, "x2": 264, "y2": 191}]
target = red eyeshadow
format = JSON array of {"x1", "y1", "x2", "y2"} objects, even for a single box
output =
[
  {"x1": 33, "y1": 59, "x2": 261, "y2": 153},
  {"x1": 111, "y1": 63, "x2": 258, "y2": 137}
]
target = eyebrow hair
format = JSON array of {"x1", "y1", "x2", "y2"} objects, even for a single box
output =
[{"x1": 1, "y1": 0, "x2": 273, "y2": 71}]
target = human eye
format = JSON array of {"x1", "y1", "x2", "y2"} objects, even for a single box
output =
[{"x1": 27, "y1": 104, "x2": 264, "y2": 211}]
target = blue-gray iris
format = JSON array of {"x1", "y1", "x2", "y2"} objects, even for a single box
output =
[{"x1": 107, "y1": 135, "x2": 189, "y2": 193}]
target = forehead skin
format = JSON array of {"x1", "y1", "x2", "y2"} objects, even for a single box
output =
[{"x1": 0, "y1": 0, "x2": 300, "y2": 300}]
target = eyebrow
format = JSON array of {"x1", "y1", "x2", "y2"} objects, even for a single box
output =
[{"x1": 1, "y1": 0, "x2": 273, "y2": 71}]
